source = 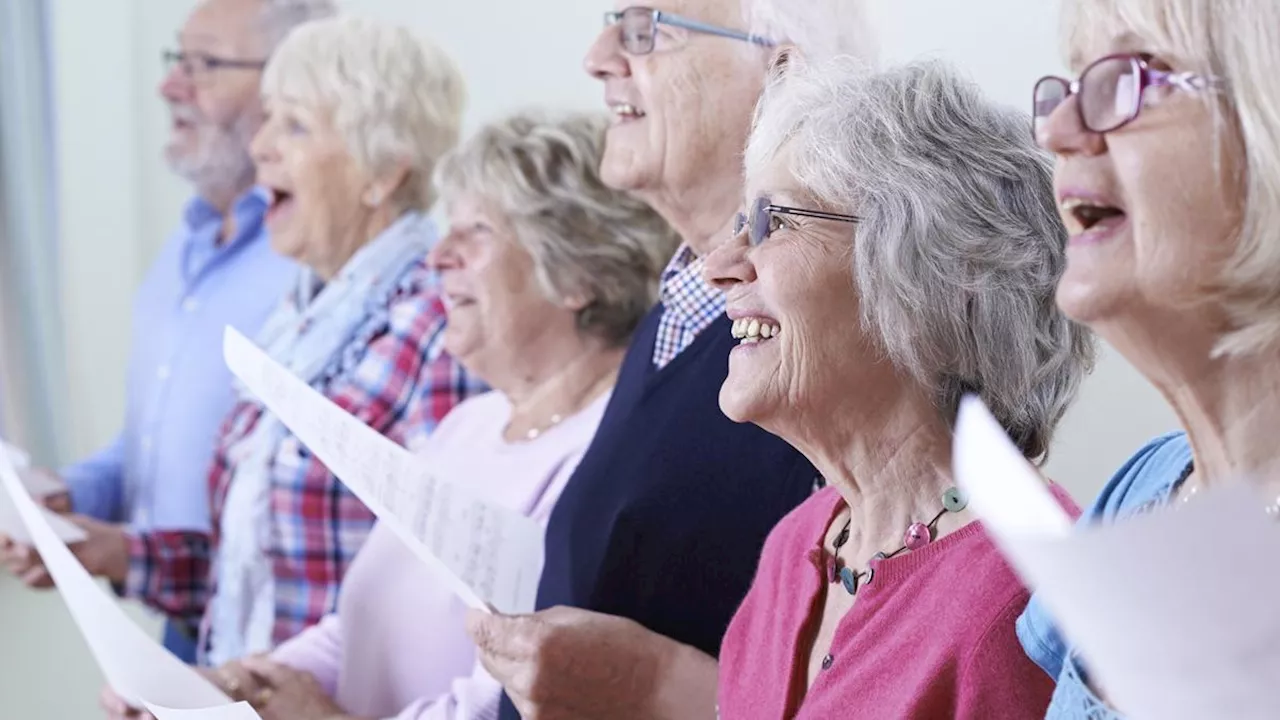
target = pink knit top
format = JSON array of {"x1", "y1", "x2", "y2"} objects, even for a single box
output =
[{"x1": 718, "y1": 486, "x2": 1074, "y2": 719}]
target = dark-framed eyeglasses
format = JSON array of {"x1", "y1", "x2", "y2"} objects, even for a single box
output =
[
  {"x1": 733, "y1": 197, "x2": 860, "y2": 247},
  {"x1": 1032, "y1": 52, "x2": 1221, "y2": 143},
  {"x1": 603, "y1": 6, "x2": 775, "y2": 56},
  {"x1": 163, "y1": 49, "x2": 267, "y2": 81}
]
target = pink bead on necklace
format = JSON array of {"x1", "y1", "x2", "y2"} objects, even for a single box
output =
[{"x1": 815, "y1": 487, "x2": 968, "y2": 596}]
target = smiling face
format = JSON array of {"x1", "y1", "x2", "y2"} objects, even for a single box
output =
[
  {"x1": 250, "y1": 96, "x2": 380, "y2": 278},
  {"x1": 429, "y1": 194, "x2": 581, "y2": 384},
  {"x1": 158, "y1": 0, "x2": 268, "y2": 196},
  {"x1": 703, "y1": 141, "x2": 873, "y2": 432},
  {"x1": 1040, "y1": 30, "x2": 1244, "y2": 333},
  {"x1": 582, "y1": 0, "x2": 768, "y2": 206}
]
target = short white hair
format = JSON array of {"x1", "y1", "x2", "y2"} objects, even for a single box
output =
[
  {"x1": 742, "y1": 0, "x2": 879, "y2": 66},
  {"x1": 747, "y1": 57, "x2": 1095, "y2": 463},
  {"x1": 261, "y1": 16, "x2": 466, "y2": 211},
  {"x1": 1062, "y1": 0, "x2": 1280, "y2": 356}
]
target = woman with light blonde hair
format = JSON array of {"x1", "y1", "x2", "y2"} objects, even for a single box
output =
[{"x1": 1019, "y1": 0, "x2": 1280, "y2": 717}]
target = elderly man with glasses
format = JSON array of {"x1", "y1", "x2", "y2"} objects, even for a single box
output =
[
  {"x1": 467, "y1": 2, "x2": 877, "y2": 718},
  {"x1": 0, "y1": 0, "x2": 333, "y2": 663}
]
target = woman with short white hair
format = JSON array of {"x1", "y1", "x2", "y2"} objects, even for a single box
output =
[
  {"x1": 1019, "y1": 0, "x2": 1280, "y2": 717},
  {"x1": 97, "y1": 17, "x2": 480, "y2": 718}
]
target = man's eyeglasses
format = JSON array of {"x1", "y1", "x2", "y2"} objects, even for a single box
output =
[
  {"x1": 603, "y1": 6, "x2": 775, "y2": 56},
  {"x1": 734, "y1": 197, "x2": 859, "y2": 247},
  {"x1": 163, "y1": 49, "x2": 267, "y2": 81},
  {"x1": 1032, "y1": 53, "x2": 1221, "y2": 142}
]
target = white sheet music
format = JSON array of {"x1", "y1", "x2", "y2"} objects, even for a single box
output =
[
  {"x1": 3, "y1": 440, "x2": 30, "y2": 468},
  {"x1": 0, "y1": 441, "x2": 260, "y2": 718},
  {"x1": 143, "y1": 703, "x2": 264, "y2": 720},
  {"x1": 222, "y1": 326, "x2": 544, "y2": 614},
  {"x1": 0, "y1": 447, "x2": 84, "y2": 543},
  {"x1": 953, "y1": 396, "x2": 1280, "y2": 720},
  {"x1": 0, "y1": 492, "x2": 86, "y2": 543}
]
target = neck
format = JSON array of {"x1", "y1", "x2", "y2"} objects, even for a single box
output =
[
  {"x1": 496, "y1": 333, "x2": 624, "y2": 441},
  {"x1": 641, "y1": 174, "x2": 741, "y2": 258},
  {"x1": 788, "y1": 381, "x2": 962, "y2": 552},
  {"x1": 199, "y1": 179, "x2": 254, "y2": 247},
  {"x1": 313, "y1": 207, "x2": 401, "y2": 281},
  {"x1": 1103, "y1": 316, "x2": 1280, "y2": 495}
]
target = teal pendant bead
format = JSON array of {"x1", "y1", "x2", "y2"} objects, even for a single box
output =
[
  {"x1": 942, "y1": 487, "x2": 968, "y2": 513},
  {"x1": 839, "y1": 566, "x2": 859, "y2": 595}
]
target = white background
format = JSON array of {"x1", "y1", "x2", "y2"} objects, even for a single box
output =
[{"x1": 3, "y1": 0, "x2": 1177, "y2": 716}]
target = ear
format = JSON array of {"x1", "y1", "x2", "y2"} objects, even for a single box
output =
[
  {"x1": 767, "y1": 44, "x2": 804, "y2": 81},
  {"x1": 561, "y1": 292, "x2": 592, "y2": 312},
  {"x1": 363, "y1": 160, "x2": 412, "y2": 208}
]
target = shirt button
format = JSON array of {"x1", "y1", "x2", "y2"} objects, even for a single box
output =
[
  {"x1": 156, "y1": 365, "x2": 171, "y2": 380},
  {"x1": 182, "y1": 297, "x2": 199, "y2": 313},
  {"x1": 821, "y1": 654, "x2": 834, "y2": 671},
  {"x1": 140, "y1": 436, "x2": 153, "y2": 451}
]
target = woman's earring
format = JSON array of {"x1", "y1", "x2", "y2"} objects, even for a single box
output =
[{"x1": 364, "y1": 189, "x2": 384, "y2": 207}]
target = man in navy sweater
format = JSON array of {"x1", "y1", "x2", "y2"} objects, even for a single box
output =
[{"x1": 470, "y1": 1, "x2": 876, "y2": 717}]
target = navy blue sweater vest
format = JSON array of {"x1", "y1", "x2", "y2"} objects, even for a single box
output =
[{"x1": 499, "y1": 306, "x2": 816, "y2": 720}]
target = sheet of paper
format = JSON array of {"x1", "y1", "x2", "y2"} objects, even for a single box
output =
[
  {"x1": 3, "y1": 440, "x2": 30, "y2": 468},
  {"x1": 222, "y1": 326, "x2": 544, "y2": 614},
  {"x1": 18, "y1": 466, "x2": 65, "y2": 498},
  {"x1": 144, "y1": 703, "x2": 264, "y2": 720},
  {"x1": 0, "y1": 491, "x2": 87, "y2": 543},
  {"x1": 0, "y1": 443, "x2": 260, "y2": 719},
  {"x1": 953, "y1": 396, "x2": 1280, "y2": 720}
]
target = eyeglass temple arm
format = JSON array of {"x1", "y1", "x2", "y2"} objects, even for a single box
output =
[
  {"x1": 1154, "y1": 69, "x2": 1220, "y2": 92},
  {"x1": 655, "y1": 11, "x2": 776, "y2": 47},
  {"x1": 775, "y1": 206, "x2": 860, "y2": 223}
]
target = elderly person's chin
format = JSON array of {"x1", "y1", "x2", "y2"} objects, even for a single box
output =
[
  {"x1": 1053, "y1": 254, "x2": 1137, "y2": 327},
  {"x1": 1053, "y1": 223, "x2": 1221, "y2": 331},
  {"x1": 598, "y1": 128, "x2": 656, "y2": 193},
  {"x1": 718, "y1": 343, "x2": 788, "y2": 426},
  {"x1": 265, "y1": 214, "x2": 305, "y2": 262}
]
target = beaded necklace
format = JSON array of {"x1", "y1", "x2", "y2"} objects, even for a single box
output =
[{"x1": 817, "y1": 487, "x2": 968, "y2": 596}]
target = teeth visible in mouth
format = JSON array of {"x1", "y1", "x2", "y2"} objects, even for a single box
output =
[
  {"x1": 731, "y1": 317, "x2": 781, "y2": 344},
  {"x1": 1060, "y1": 197, "x2": 1124, "y2": 233},
  {"x1": 610, "y1": 103, "x2": 644, "y2": 119}
]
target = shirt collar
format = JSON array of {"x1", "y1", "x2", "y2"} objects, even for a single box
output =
[
  {"x1": 660, "y1": 245, "x2": 700, "y2": 286},
  {"x1": 182, "y1": 187, "x2": 266, "y2": 230},
  {"x1": 658, "y1": 244, "x2": 725, "y2": 322}
]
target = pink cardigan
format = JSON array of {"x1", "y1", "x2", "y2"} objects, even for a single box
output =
[{"x1": 718, "y1": 486, "x2": 1073, "y2": 719}]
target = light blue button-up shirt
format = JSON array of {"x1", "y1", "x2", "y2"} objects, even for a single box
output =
[{"x1": 64, "y1": 188, "x2": 296, "y2": 533}]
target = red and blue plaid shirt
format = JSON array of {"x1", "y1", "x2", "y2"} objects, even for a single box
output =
[{"x1": 123, "y1": 258, "x2": 482, "y2": 646}]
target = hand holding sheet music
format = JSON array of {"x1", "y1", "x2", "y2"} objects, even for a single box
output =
[
  {"x1": 222, "y1": 326, "x2": 544, "y2": 614},
  {"x1": 0, "y1": 442, "x2": 81, "y2": 542},
  {"x1": 0, "y1": 440, "x2": 260, "y2": 719},
  {"x1": 953, "y1": 397, "x2": 1280, "y2": 720}
]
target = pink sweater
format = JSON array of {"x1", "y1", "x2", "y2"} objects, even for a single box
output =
[
  {"x1": 272, "y1": 391, "x2": 609, "y2": 720},
  {"x1": 719, "y1": 486, "x2": 1073, "y2": 720}
]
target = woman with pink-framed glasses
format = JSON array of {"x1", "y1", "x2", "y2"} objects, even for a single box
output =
[{"x1": 1018, "y1": 0, "x2": 1280, "y2": 718}]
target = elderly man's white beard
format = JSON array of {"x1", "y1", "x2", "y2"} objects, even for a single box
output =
[{"x1": 165, "y1": 106, "x2": 257, "y2": 202}]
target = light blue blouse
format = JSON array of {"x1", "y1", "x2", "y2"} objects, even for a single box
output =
[{"x1": 1017, "y1": 431, "x2": 1193, "y2": 719}]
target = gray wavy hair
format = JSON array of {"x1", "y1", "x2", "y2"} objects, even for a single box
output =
[
  {"x1": 747, "y1": 57, "x2": 1096, "y2": 463},
  {"x1": 435, "y1": 111, "x2": 680, "y2": 346}
]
